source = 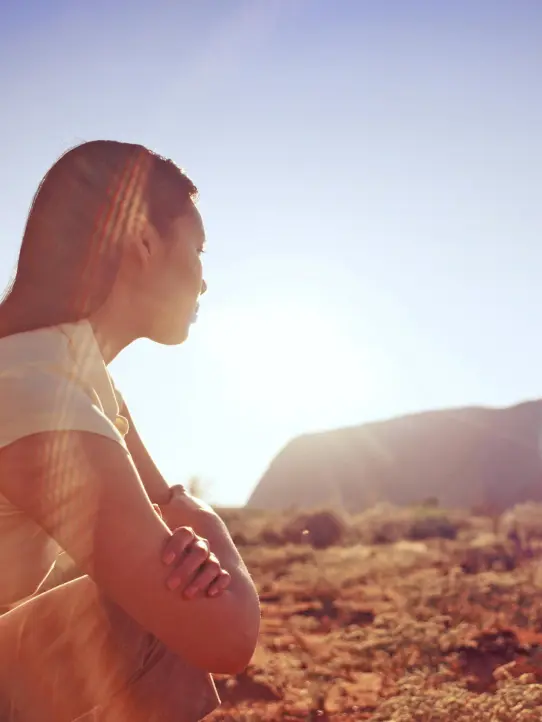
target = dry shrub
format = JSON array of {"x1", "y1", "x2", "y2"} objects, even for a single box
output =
[
  {"x1": 349, "y1": 504, "x2": 412, "y2": 544},
  {"x1": 407, "y1": 515, "x2": 458, "y2": 541},
  {"x1": 460, "y1": 533, "x2": 517, "y2": 574},
  {"x1": 220, "y1": 503, "x2": 469, "y2": 550},
  {"x1": 500, "y1": 502, "x2": 542, "y2": 545},
  {"x1": 217, "y1": 508, "x2": 274, "y2": 546},
  {"x1": 218, "y1": 507, "x2": 347, "y2": 549},
  {"x1": 260, "y1": 528, "x2": 283, "y2": 547},
  {"x1": 282, "y1": 509, "x2": 346, "y2": 550},
  {"x1": 351, "y1": 503, "x2": 464, "y2": 545}
]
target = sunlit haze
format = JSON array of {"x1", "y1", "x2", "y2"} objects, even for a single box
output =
[{"x1": 1, "y1": 1, "x2": 541, "y2": 505}]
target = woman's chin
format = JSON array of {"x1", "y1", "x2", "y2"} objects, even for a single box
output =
[{"x1": 149, "y1": 320, "x2": 191, "y2": 346}]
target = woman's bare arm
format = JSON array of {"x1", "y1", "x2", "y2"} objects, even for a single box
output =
[
  {"x1": 121, "y1": 401, "x2": 172, "y2": 505},
  {"x1": 120, "y1": 400, "x2": 237, "y2": 557},
  {"x1": 0, "y1": 431, "x2": 260, "y2": 674}
]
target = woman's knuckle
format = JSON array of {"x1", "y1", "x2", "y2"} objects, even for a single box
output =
[
  {"x1": 173, "y1": 526, "x2": 192, "y2": 542},
  {"x1": 192, "y1": 542, "x2": 208, "y2": 559}
]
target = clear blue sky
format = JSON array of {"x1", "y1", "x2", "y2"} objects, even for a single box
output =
[{"x1": 1, "y1": 0, "x2": 541, "y2": 506}]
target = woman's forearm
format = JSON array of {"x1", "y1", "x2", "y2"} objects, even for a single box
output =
[{"x1": 161, "y1": 499, "x2": 261, "y2": 668}]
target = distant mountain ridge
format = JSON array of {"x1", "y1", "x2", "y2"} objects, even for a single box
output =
[{"x1": 247, "y1": 400, "x2": 542, "y2": 512}]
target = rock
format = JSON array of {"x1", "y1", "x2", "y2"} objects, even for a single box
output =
[{"x1": 248, "y1": 401, "x2": 542, "y2": 513}]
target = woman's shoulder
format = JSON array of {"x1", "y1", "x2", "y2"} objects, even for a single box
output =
[
  {"x1": 0, "y1": 322, "x2": 127, "y2": 449},
  {"x1": 0, "y1": 323, "x2": 71, "y2": 372},
  {"x1": 0, "y1": 320, "x2": 108, "y2": 393}
]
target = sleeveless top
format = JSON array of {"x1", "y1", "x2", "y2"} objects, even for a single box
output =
[{"x1": 0, "y1": 319, "x2": 129, "y2": 606}]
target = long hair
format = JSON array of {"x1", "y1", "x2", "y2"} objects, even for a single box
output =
[{"x1": 2, "y1": 140, "x2": 197, "y2": 333}]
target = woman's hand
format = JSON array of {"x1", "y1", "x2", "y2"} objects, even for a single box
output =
[
  {"x1": 162, "y1": 527, "x2": 231, "y2": 599},
  {"x1": 155, "y1": 505, "x2": 231, "y2": 599},
  {"x1": 154, "y1": 498, "x2": 231, "y2": 598}
]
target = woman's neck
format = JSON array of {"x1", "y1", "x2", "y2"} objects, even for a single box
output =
[{"x1": 88, "y1": 301, "x2": 140, "y2": 365}]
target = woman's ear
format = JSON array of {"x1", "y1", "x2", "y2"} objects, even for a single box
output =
[
  {"x1": 141, "y1": 232, "x2": 152, "y2": 259},
  {"x1": 127, "y1": 215, "x2": 160, "y2": 268}
]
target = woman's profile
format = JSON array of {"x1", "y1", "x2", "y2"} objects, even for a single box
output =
[{"x1": 0, "y1": 140, "x2": 261, "y2": 721}]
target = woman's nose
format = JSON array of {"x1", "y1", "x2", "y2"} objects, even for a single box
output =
[{"x1": 201, "y1": 279, "x2": 207, "y2": 295}]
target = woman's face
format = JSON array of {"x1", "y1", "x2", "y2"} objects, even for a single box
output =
[{"x1": 141, "y1": 202, "x2": 207, "y2": 345}]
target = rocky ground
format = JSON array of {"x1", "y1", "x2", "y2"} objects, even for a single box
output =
[{"x1": 207, "y1": 502, "x2": 542, "y2": 721}]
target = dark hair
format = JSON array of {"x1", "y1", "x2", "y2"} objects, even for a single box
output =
[{"x1": 2, "y1": 140, "x2": 197, "y2": 331}]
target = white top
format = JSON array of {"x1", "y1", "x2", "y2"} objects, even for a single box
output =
[{"x1": 0, "y1": 320, "x2": 129, "y2": 606}]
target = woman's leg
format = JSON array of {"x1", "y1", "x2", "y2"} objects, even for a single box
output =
[{"x1": 0, "y1": 575, "x2": 219, "y2": 722}]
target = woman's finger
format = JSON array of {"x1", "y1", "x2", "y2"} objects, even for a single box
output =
[
  {"x1": 165, "y1": 537, "x2": 210, "y2": 590},
  {"x1": 182, "y1": 555, "x2": 223, "y2": 599},
  {"x1": 206, "y1": 569, "x2": 231, "y2": 598},
  {"x1": 162, "y1": 526, "x2": 195, "y2": 565}
]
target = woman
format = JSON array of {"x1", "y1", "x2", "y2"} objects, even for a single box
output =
[{"x1": 0, "y1": 140, "x2": 261, "y2": 721}]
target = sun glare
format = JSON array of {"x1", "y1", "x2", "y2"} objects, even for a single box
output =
[{"x1": 200, "y1": 302, "x2": 368, "y2": 419}]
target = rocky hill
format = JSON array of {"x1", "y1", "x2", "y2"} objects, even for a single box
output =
[{"x1": 247, "y1": 401, "x2": 542, "y2": 512}]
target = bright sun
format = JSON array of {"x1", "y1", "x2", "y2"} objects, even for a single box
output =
[{"x1": 199, "y1": 301, "x2": 367, "y2": 419}]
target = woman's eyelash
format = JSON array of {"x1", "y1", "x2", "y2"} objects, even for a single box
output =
[{"x1": 198, "y1": 248, "x2": 206, "y2": 255}]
